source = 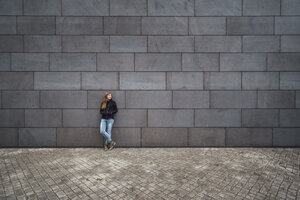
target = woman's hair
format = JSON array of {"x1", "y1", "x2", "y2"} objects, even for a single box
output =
[{"x1": 101, "y1": 92, "x2": 111, "y2": 109}]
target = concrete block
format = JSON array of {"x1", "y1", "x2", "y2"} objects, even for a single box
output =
[
  {"x1": 62, "y1": 0, "x2": 108, "y2": 16},
  {"x1": 88, "y1": 90, "x2": 125, "y2": 108},
  {"x1": 167, "y1": 72, "x2": 203, "y2": 90},
  {"x1": 211, "y1": 91, "x2": 256, "y2": 108},
  {"x1": 195, "y1": 0, "x2": 241, "y2": 16},
  {"x1": 113, "y1": 109, "x2": 147, "y2": 127},
  {"x1": 188, "y1": 128, "x2": 225, "y2": 147},
  {"x1": 0, "y1": 72, "x2": 33, "y2": 90},
  {"x1": 195, "y1": 36, "x2": 241, "y2": 52},
  {"x1": 135, "y1": 53, "x2": 181, "y2": 71},
  {"x1": 243, "y1": 0, "x2": 280, "y2": 16},
  {"x1": 62, "y1": 36, "x2": 109, "y2": 52},
  {"x1": 280, "y1": 109, "x2": 300, "y2": 127},
  {"x1": 275, "y1": 17, "x2": 300, "y2": 34},
  {"x1": 227, "y1": 17, "x2": 273, "y2": 35},
  {"x1": 195, "y1": 109, "x2": 241, "y2": 127},
  {"x1": 113, "y1": 128, "x2": 141, "y2": 147},
  {"x1": 0, "y1": 36, "x2": 23, "y2": 52},
  {"x1": 104, "y1": 17, "x2": 140, "y2": 35},
  {"x1": 142, "y1": 17, "x2": 188, "y2": 35},
  {"x1": 97, "y1": 53, "x2": 134, "y2": 71},
  {"x1": 0, "y1": 53, "x2": 10, "y2": 71},
  {"x1": 204, "y1": 72, "x2": 241, "y2": 90},
  {"x1": 242, "y1": 109, "x2": 279, "y2": 127},
  {"x1": 50, "y1": 53, "x2": 96, "y2": 71},
  {"x1": 19, "y1": 128, "x2": 56, "y2": 146},
  {"x1": 148, "y1": 109, "x2": 194, "y2": 127},
  {"x1": 148, "y1": 0, "x2": 194, "y2": 16},
  {"x1": 148, "y1": 36, "x2": 194, "y2": 52},
  {"x1": 220, "y1": 53, "x2": 266, "y2": 71},
  {"x1": 82, "y1": 72, "x2": 118, "y2": 89},
  {"x1": 24, "y1": 0, "x2": 61, "y2": 15},
  {"x1": 0, "y1": 16, "x2": 16, "y2": 34},
  {"x1": 189, "y1": 17, "x2": 226, "y2": 35},
  {"x1": 242, "y1": 72, "x2": 279, "y2": 90},
  {"x1": 173, "y1": 91, "x2": 209, "y2": 108},
  {"x1": 0, "y1": 128, "x2": 18, "y2": 146},
  {"x1": 41, "y1": 91, "x2": 87, "y2": 108},
  {"x1": 24, "y1": 36, "x2": 61, "y2": 52},
  {"x1": 281, "y1": 36, "x2": 300, "y2": 52},
  {"x1": 63, "y1": 109, "x2": 99, "y2": 127},
  {"x1": 142, "y1": 128, "x2": 188, "y2": 147},
  {"x1": 258, "y1": 91, "x2": 295, "y2": 108},
  {"x1": 243, "y1": 36, "x2": 280, "y2": 52},
  {"x1": 268, "y1": 53, "x2": 300, "y2": 71},
  {"x1": 2, "y1": 91, "x2": 39, "y2": 108},
  {"x1": 182, "y1": 53, "x2": 219, "y2": 71},
  {"x1": 25, "y1": 109, "x2": 62, "y2": 127},
  {"x1": 273, "y1": 128, "x2": 300, "y2": 146},
  {"x1": 126, "y1": 91, "x2": 172, "y2": 108},
  {"x1": 110, "y1": 0, "x2": 147, "y2": 16},
  {"x1": 280, "y1": 72, "x2": 300, "y2": 90},
  {"x1": 57, "y1": 128, "x2": 102, "y2": 147},
  {"x1": 17, "y1": 16, "x2": 55, "y2": 34},
  {"x1": 110, "y1": 36, "x2": 147, "y2": 52},
  {"x1": 226, "y1": 128, "x2": 272, "y2": 146},
  {"x1": 12, "y1": 53, "x2": 49, "y2": 71},
  {"x1": 34, "y1": 72, "x2": 80, "y2": 90},
  {"x1": 282, "y1": 0, "x2": 300, "y2": 15},
  {"x1": 56, "y1": 17, "x2": 103, "y2": 35},
  {"x1": 120, "y1": 72, "x2": 165, "y2": 90},
  {"x1": 0, "y1": 109, "x2": 24, "y2": 127},
  {"x1": 0, "y1": 0, "x2": 22, "y2": 15}
]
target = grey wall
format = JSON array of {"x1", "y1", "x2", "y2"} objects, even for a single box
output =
[{"x1": 0, "y1": 0, "x2": 300, "y2": 148}]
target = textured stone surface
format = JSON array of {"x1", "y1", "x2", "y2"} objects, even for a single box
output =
[
  {"x1": 195, "y1": 36, "x2": 241, "y2": 52},
  {"x1": 195, "y1": 109, "x2": 241, "y2": 127},
  {"x1": 148, "y1": 0, "x2": 194, "y2": 16},
  {"x1": 12, "y1": 53, "x2": 49, "y2": 71},
  {"x1": 34, "y1": 72, "x2": 81, "y2": 90},
  {"x1": 195, "y1": 0, "x2": 242, "y2": 16},
  {"x1": 135, "y1": 53, "x2": 181, "y2": 71},
  {"x1": 1, "y1": 0, "x2": 300, "y2": 147},
  {"x1": 0, "y1": 148, "x2": 300, "y2": 198},
  {"x1": 19, "y1": 128, "x2": 56, "y2": 146},
  {"x1": 226, "y1": 128, "x2": 272, "y2": 146},
  {"x1": 62, "y1": 0, "x2": 108, "y2": 16},
  {"x1": 167, "y1": 72, "x2": 203, "y2": 90},
  {"x1": 2, "y1": 91, "x2": 39, "y2": 108},
  {"x1": 204, "y1": 72, "x2": 241, "y2": 90},
  {"x1": 148, "y1": 109, "x2": 194, "y2": 127},
  {"x1": 142, "y1": 17, "x2": 188, "y2": 35},
  {"x1": 56, "y1": 17, "x2": 103, "y2": 35},
  {"x1": 125, "y1": 91, "x2": 172, "y2": 108},
  {"x1": 142, "y1": 128, "x2": 188, "y2": 146},
  {"x1": 120, "y1": 72, "x2": 165, "y2": 90}
]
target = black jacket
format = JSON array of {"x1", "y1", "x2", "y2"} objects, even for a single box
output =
[{"x1": 100, "y1": 99, "x2": 118, "y2": 119}]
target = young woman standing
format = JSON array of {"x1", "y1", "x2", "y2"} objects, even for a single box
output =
[{"x1": 100, "y1": 92, "x2": 118, "y2": 151}]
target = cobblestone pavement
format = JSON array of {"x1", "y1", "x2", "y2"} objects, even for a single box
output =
[{"x1": 0, "y1": 148, "x2": 299, "y2": 200}]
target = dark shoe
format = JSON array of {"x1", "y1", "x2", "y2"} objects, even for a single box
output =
[
  {"x1": 108, "y1": 141, "x2": 116, "y2": 150},
  {"x1": 104, "y1": 144, "x2": 109, "y2": 151}
]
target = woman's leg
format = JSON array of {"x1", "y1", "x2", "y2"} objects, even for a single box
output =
[
  {"x1": 107, "y1": 118, "x2": 115, "y2": 139},
  {"x1": 100, "y1": 119, "x2": 111, "y2": 145}
]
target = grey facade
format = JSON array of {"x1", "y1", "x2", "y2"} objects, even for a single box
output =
[{"x1": 0, "y1": 0, "x2": 299, "y2": 147}]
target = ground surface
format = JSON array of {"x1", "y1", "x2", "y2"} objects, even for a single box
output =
[{"x1": 0, "y1": 148, "x2": 299, "y2": 200}]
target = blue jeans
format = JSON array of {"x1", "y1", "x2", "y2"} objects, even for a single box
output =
[{"x1": 100, "y1": 118, "x2": 114, "y2": 145}]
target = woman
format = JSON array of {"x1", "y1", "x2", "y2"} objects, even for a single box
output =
[{"x1": 100, "y1": 92, "x2": 118, "y2": 151}]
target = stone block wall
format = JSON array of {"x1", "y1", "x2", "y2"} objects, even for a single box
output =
[{"x1": 0, "y1": 0, "x2": 299, "y2": 147}]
